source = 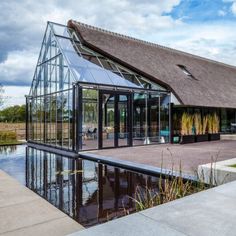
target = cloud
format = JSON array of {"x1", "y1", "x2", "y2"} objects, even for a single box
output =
[
  {"x1": 0, "y1": 50, "x2": 36, "y2": 86},
  {"x1": 148, "y1": 22, "x2": 236, "y2": 66},
  {"x1": 223, "y1": 0, "x2": 236, "y2": 14},
  {"x1": 0, "y1": 0, "x2": 182, "y2": 88},
  {"x1": 1, "y1": 0, "x2": 236, "y2": 108},
  {"x1": 232, "y1": 2, "x2": 236, "y2": 13}
]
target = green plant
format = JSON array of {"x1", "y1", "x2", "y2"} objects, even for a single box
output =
[{"x1": 131, "y1": 174, "x2": 208, "y2": 212}]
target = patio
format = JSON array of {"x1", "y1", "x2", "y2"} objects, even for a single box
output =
[{"x1": 86, "y1": 140, "x2": 236, "y2": 175}]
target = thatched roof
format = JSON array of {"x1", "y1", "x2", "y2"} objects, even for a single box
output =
[{"x1": 68, "y1": 20, "x2": 236, "y2": 109}]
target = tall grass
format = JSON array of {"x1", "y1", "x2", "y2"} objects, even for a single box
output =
[
  {"x1": 0, "y1": 131, "x2": 17, "y2": 144},
  {"x1": 131, "y1": 171, "x2": 208, "y2": 211}
]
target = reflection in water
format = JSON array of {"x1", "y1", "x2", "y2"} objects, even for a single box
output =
[
  {"x1": 0, "y1": 145, "x2": 26, "y2": 185},
  {"x1": 26, "y1": 147, "x2": 159, "y2": 227},
  {"x1": 0, "y1": 145, "x2": 17, "y2": 155}
]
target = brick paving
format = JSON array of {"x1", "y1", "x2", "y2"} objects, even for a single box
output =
[{"x1": 88, "y1": 140, "x2": 236, "y2": 175}]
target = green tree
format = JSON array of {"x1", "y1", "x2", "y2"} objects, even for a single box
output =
[{"x1": 0, "y1": 105, "x2": 26, "y2": 122}]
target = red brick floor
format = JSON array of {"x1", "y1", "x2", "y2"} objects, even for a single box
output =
[{"x1": 87, "y1": 140, "x2": 236, "y2": 175}]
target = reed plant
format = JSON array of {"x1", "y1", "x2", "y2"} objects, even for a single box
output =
[
  {"x1": 202, "y1": 116, "x2": 208, "y2": 134},
  {"x1": 181, "y1": 112, "x2": 188, "y2": 136},
  {"x1": 212, "y1": 113, "x2": 220, "y2": 133},
  {"x1": 194, "y1": 113, "x2": 202, "y2": 135},
  {"x1": 131, "y1": 171, "x2": 208, "y2": 212},
  {"x1": 186, "y1": 114, "x2": 194, "y2": 135},
  {"x1": 181, "y1": 113, "x2": 194, "y2": 135},
  {"x1": 207, "y1": 114, "x2": 213, "y2": 134}
]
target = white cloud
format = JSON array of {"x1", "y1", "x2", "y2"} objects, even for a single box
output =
[
  {"x1": 1, "y1": 86, "x2": 30, "y2": 108},
  {"x1": 148, "y1": 22, "x2": 236, "y2": 66},
  {"x1": 223, "y1": 0, "x2": 236, "y2": 14},
  {"x1": 0, "y1": 50, "x2": 37, "y2": 86},
  {"x1": 232, "y1": 2, "x2": 236, "y2": 14},
  {"x1": 1, "y1": 0, "x2": 236, "y2": 107},
  {"x1": 0, "y1": 0, "x2": 182, "y2": 86}
]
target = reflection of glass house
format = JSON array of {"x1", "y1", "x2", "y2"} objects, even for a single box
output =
[{"x1": 26, "y1": 20, "x2": 236, "y2": 151}]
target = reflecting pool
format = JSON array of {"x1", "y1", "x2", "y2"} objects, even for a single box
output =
[{"x1": 0, "y1": 145, "x2": 164, "y2": 227}]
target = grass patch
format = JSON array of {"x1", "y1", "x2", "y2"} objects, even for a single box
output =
[{"x1": 0, "y1": 140, "x2": 24, "y2": 146}]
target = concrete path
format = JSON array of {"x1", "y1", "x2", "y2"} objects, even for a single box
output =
[
  {"x1": 69, "y1": 180, "x2": 236, "y2": 236},
  {"x1": 0, "y1": 170, "x2": 83, "y2": 236},
  {"x1": 89, "y1": 140, "x2": 236, "y2": 175}
]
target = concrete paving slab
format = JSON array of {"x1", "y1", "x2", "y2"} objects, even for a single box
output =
[
  {"x1": 68, "y1": 212, "x2": 186, "y2": 236},
  {"x1": 0, "y1": 170, "x2": 83, "y2": 236},
  {"x1": 0, "y1": 177, "x2": 40, "y2": 208},
  {"x1": 141, "y1": 186, "x2": 236, "y2": 236},
  {"x1": 2, "y1": 217, "x2": 83, "y2": 236}
]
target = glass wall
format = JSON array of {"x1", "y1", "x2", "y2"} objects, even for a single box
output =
[
  {"x1": 132, "y1": 92, "x2": 170, "y2": 146},
  {"x1": 28, "y1": 88, "x2": 73, "y2": 150},
  {"x1": 27, "y1": 22, "x2": 171, "y2": 151}
]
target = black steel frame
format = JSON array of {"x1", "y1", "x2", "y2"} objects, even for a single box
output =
[{"x1": 98, "y1": 89, "x2": 132, "y2": 149}]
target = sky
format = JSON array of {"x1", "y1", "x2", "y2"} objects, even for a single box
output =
[{"x1": 1, "y1": 0, "x2": 236, "y2": 108}]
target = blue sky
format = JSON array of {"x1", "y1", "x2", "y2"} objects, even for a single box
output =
[{"x1": 0, "y1": 0, "x2": 236, "y2": 107}]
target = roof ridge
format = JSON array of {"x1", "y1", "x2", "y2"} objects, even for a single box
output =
[{"x1": 72, "y1": 20, "x2": 236, "y2": 70}]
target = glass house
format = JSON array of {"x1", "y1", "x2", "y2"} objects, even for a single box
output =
[{"x1": 26, "y1": 22, "x2": 171, "y2": 152}]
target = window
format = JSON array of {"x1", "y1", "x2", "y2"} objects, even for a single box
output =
[{"x1": 177, "y1": 65, "x2": 196, "y2": 80}]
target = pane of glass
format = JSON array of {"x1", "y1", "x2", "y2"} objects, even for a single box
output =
[
  {"x1": 71, "y1": 65, "x2": 96, "y2": 83},
  {"x1": 102, "y1": 94, "x2": 115, "y2": 148},
  {"x1": 82, "y1": 89, "x2": 98, "y2": 150},
  {"x1": 160, "y1": 94, "x2": 170, "y2": 143},
  {"x1": 133, "y1": 93, "x2": 147, "y2": 146},
  {"x1": 118, "y1": 95, "x2": 129, "y2": 147},
  {"x1": 89, "y1": 68, "x2": 113, "y2": 85},
  {"x1": 147, "y1": 94, "x2": 160, "y2": 144},
  {"x1": 51, "y1": 23, "x2": 71, "y2": 38},
  {"x1": 56, "y1": 37, "x2": 76, "y2": 52}
]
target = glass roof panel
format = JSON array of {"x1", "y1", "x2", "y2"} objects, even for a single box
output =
[
  {"x1": 50, "y1": 22, "x2": 166, "y2": 90},
  {"x1": 51, "y1": 23, "x2": 71, "y2": 38},
  {"x1": 55, "y1": 35, "x2": 141, "y2": 88}
]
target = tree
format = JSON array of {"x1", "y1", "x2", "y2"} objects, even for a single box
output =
[{"x1": 0, "y1": 105, "x2": 26, "y2": 122}]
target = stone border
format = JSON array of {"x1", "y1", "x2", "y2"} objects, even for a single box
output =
[{"x1": 198, "y1": 158, "x2": 236, "y2": 185}]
